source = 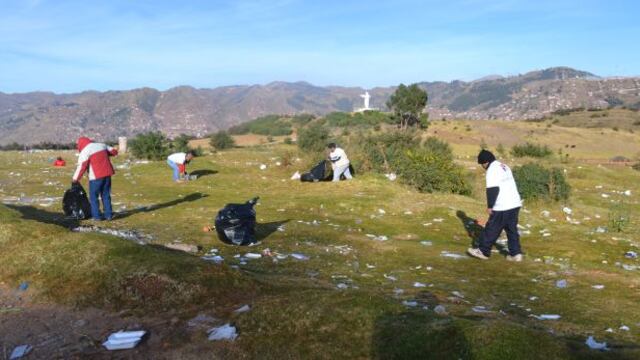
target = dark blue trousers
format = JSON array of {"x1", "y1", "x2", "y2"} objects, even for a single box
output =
[
  {"x1": 89, "y1": 176, "x2": 112, "y2": 220},
  {"x1": 479, "y1": 207, "x2": 521, "y2": 257}
]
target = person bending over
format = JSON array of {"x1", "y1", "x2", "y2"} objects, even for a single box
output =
[
  {"x1": 167, "y1": 150, "x2": 195, "y2": 182},
  {"x1": 327, "y1": 143, "x2": 352, "y2": 182}
]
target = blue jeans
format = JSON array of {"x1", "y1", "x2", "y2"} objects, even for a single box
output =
[
  {"x1": 89, "y1": 176, "x2": 112, "y2": 220},
  {"x1": 479, "y1": 207, "x2": 521, "y2": 257},
  {"x1": 167, "y1": 160, "x2": 180, "y2": 181}
]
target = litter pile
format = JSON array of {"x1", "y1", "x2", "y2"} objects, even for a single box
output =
[{"x1": 102, "y1": 330, "x2": 146, "y2": 350}]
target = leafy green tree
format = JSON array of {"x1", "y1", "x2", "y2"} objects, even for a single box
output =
[
  {"x1": 297, "y1": 123, "x2": 330, "y2": 153},
  {"x1": 210, "y1": 131, "x2": 235, "y2": 150},
  {"x1": 386, "y1": 84, "x2": 429, "y2": 130},
  {"x1": 172, "y1": 133, "x2": 193, "y2": 153},
  {"x1": 129, "y1": 132, "x2": 169, "y2": 160}
]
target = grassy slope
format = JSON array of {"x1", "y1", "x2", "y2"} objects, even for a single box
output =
[{"x1": 1, "y1": 122, "x2": 640, "y2": 358}]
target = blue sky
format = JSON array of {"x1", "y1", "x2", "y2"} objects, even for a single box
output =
[{"x1": 1, "y1": 0, "x2": 639, "y2": 93}]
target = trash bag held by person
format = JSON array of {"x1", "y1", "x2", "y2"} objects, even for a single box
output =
[
  {"x1": 467, "y1": 150, "x2": 523, "y2": 262},
  {"x1": 215, "y1": 197, "x2": 259, "y2": 246},
  {"x1": 167, "y1": 151, "x2": 195, "y2": 182},
  {"x1": 62, "y1": 182, "x2": 92, "y2": 219},
  {"x1": 72, "y1": 137, "x2": 118, "y2": 221},
  {"x1": 327, "y1": 143, "x2": 352, "y2": 182}
]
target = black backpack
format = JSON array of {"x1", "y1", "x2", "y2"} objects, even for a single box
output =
[
  {"x1": 215, "y1": 197, "x2": 259, "y2": 246},
  {"x1": 62, "y1": 183, "x2": 92, "y2": 220}
]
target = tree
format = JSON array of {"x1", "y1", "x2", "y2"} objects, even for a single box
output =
[
  {"x1": 129, "y1": 131, "x2": 169, "y2": 160},
  {"x1": 172, "y1": 133, "x2": 193, "y2": 153},
  {"x1": 386, "y1": 84, "x2": 429, "y2": 130},
  {"x1": 210, "y1": 131, "x2": 235, "y2": 150}
]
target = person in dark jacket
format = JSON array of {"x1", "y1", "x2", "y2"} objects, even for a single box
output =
[
  {"x1": 72, "y1": 137, "x2": 118, "y2": 221},
  {"x1": 467, "y1": 149, "x2": 523, "y2": 262}
]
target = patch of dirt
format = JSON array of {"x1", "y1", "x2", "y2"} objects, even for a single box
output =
[{"x1": 0, "y1": 285, "x2": 228, "y2": 359}]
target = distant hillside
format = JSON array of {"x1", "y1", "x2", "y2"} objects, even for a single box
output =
[{"x1": 1, "y1": 67, "x2": 639, "y2": 144}]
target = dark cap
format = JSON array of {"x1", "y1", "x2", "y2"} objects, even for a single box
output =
[{"x1": 477, "y1": 149, "x2": 496, "y2": 164}]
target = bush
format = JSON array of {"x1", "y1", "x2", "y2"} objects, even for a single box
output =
[
  {"x1": 297, "y1": 123, "x2": 330, "y2": 153},
  {"x1": 129, "y1": 132, "x2": 169, "y2": 160},
  {"x1": 284, "y1": 137, "x2": 293, "y2": 145},
  {"x1": 324, "y1": 111, "x2": 393, "y2": 128},
  {"x1": 633, "y1": 163, "x2": 640, "y2": 171},
  {"x1": 359, "y1": 133, "x2": 471, "y2": 194},
  {"x1": 511, "y1": 142, "x2": 553, "y2": 158},
  {"x1": 512, "y1": 163, "x2": 570, "y2": 201},
  {"x1": 209, "y1": 131, "x2": 235, "y2": 150},
  {"x1": 172, "y1": 133, "x2": 194, "y2": 153}
]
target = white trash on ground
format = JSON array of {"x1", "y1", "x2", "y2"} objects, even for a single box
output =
[
  {"x1": 208, "y1": 324, "x2": 238, "y2": 341},
  {"x1": 103, "y1": 330, "x2": 146, "y2": 350},
  {"x1": 413, "y1": 282, "x2": 427, "y2": 288},
  {"x1": 440, "y1": 251, "x2": 467, "y2": 260},
  {"x1": 556, "y1": 279, "x2": 568, "y2": 288},
  {"x1": 471, "y1": 306, "x2": 493, "y2": 314},
  {"x1": 234, "y1": 305, "x2": 251, "y2": 313},
  {"x1": 530, "y1": 314, "x2": 561, "y2": 320},
  {"x1": 291, "y1": 253, "x2": 310, "y2": 261},
  {"x1": 585, "y1": 336, "x2": 609, "y2": 350},
  {"x1": 402, "y1": 300, "x2": 418, "y2": 307},
  {"x1": 592, "y1": 285, "x2": 605, "y2": 290},
  {"x1": 9, "y1": 345, "x2": 32, "y2": 360},
  {"x1": 434, "y1": 305, "x2": 447, "y2": 315},
  {"x1": 384, "y1": 173, "x2": 397, "y2": 181},
  {"x1": 290, "y1": 171, "x2": 301, "y2": 180}
]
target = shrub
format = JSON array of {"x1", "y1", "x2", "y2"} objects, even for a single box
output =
[
  {"x1": 359, "y1": 133, "x2": 471, "y2": 194},
  {"x1": 172, "y1": 133, "x2": 194, "y2": 153},
  {"x1": 284, "y1": 137, "x2": 293, "y2": 145},
  {"x1": 297, "y1": 123, "x2": 330, "y2": 153},
  {"x1": 609, "y1": 203, "x2": 630, "y2": 232},
  {"x1": 633, "y1": 163, "x2": 640, "y2": 171},
  {"x1": 129, "y1": 131, "x2": 169, "y2": 160},
  {"x1": 512, "y1": 163, "x2": 570, "y2": 201},
  {"x1": 228, "y1": 115, "x2": 293, "y2": 136},
  {"x1": 511, "y1": 142, "x2": 552, "y2": 158},
  {"x1": 396, "y1": 146, "x2": 471, "y2": 195},
  {"x1": 209, "y1": 131, "x2": 235, "y2": 150}
]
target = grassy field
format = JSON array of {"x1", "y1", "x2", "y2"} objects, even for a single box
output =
[{"x1": 1, "y1": 120, "x2": 640, "y2": 359}]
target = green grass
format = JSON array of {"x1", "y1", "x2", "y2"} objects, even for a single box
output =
[{"x1": 1, "y1": 139, "x2": 639, "y2": 358}]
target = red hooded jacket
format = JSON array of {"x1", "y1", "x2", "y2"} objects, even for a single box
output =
[{"x1": 73, "y1": 137, "x2": 118, "y2": 181}]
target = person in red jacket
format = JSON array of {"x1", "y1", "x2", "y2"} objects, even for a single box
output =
[
  {"x1": 53, "y1": 156, "x2": 66, "y2": 167},
  {"x1": 72, "y1": 137, "x2": 118, "y2": 221}
]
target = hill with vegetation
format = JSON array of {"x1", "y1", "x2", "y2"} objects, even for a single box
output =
[{"x1": 2, "y1": 67, "x2": 639, "y2": 145}]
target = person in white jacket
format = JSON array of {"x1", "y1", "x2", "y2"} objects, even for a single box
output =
[
  {"x1": 327, "y1": 143, "x2": 352, "y2": 182},
  {"x1": 167, "y1": 151, "x2": 195, "y2": 182}
]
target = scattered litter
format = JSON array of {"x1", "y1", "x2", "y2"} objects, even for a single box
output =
[
  {"x1": 259, "y1": 164, "x2": 267, "y2": 170},
  {"x1": 605, "y1": 328, "x2": 614, "y2": 333},
  {"x1": 541, "y1": 210, "x2": 550, "y2": 217},
  {"x1": 18, "y1": 282, "x2": 29, "y2": 291},
  {"x1": 556, "y1": 279, "x2": 568, "y2": 288},
  {"x1": 9, "y1": 345, "x2": 32, "y2": 359},
  {"x1": 234, "y1": 305, "x2": 251, "y2": 313},
  {"x1": 452, "y1": 291, "x2": 465, "y2": 298},
  {"x1": 393, "y1": 288, "x2": 404, "y2": 296},
  {"x1": 434, "y1": 305, "x2": 447, "y2": 315},
  {"x1": 103, "y1": 331, "x2": 146, "y2": 350},
  {"x1": 472, "y1": 306, "x2": 493, "y2": 314},
  {"x1": 165, "y1": 243, "x2": 200, "y2": 254},
  {"x1": 377, "y1": 208, "x2": 386, "y2": 215},
  {"x1": 207, "y1": 324, "x2": 238, "y2": 341},
  {"x1": 529, "y1": 296, "x2": 538, "y2": 301},
  {"x1": 385, "y1": 173, "x2": 397, "y2": 181},
  {"x1": 592, "y1": 285, "x2": 605, "y2": 290},
  {"x1": 366, "y1": 263, "x2": 376, "y2": 269},
  {"x1": 290, "y1": 171, "x2": 301, "y2": 180},
  {"x1": 72, "y1": 226, "x2": 152, "y2": 245},
  {"x1": 440, "y1": 251, "x2": 467, "y2": 260},
  {"x1": 420, "y1": 241, "x2": 433, "y2": 246},
  {"x1": 291, "y1": 253, "x2": 309, "y2": 261},
  {"x1": 336, "y1": 283, "x2": 349, "y2": 289},
  {"x1": 623, "y1": 190, "x2": 631, "y2": 196},
  {"x1": 620, "y1": 325, "x2": 630, "y2": 331},
  {"x1": 201, "y1": 255, "x2": 224, "y2": 264},
  {"x1": 595, "y1": 226, "x2": 607, "y2": 233},
  {"x1": 384, "y1": 274, "x2": 397, "y2": 281},
  {"x1": 432, "y1": 218, "x2": 444, "y2": 222},
  {"x1": 530, "y1": 314, "x2": 561, "y2": 320},
  {"x1": 402, "y1": 300, "x2": 418, "y2": 307},
  {"x1": 585, "y1": 336, "x2": 609, "y2": 351},
  {"x1": 601, "y1": 194, "x2": 610, "y2": 198},
  {"x1": 244, "y1": 253, "x2": 262, "y2": 259},
  {"x1": 562, "y1": 207, "x2": 572, "y2": 215},
  {"x1": 625, "y1": 251, "x2": 638, "y2": 259},
  {"x1": 413, "y1": 282, "x2": 427, "y2": 288}
]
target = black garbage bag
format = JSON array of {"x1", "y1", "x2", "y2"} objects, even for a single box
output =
[
  {"x1": 300, "y1": 160, "x2": 331, "y2": 182},
  {"x1": 215, "y1": 197, "x2": 259, "y2": 245},
  {"x1": 300, "y1": 160, "x2": 355, "y2": 182},
  {"x1": 62, "y1": 183, "x2": 92, "y2": 219}
]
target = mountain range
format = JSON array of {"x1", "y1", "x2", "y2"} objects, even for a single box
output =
[{"x1": 1, "y1": 67, "x2": 639, "y2": 145}]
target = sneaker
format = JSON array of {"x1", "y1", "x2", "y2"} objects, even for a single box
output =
[
  {"x1": 506, "y1": 254, "x2": 523, "y2": 262},
  {"x1": 467, "y1": 248, "x2": 489, "y2": 260}
]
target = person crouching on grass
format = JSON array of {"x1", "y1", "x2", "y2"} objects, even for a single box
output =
[
  {"x1": 72, "y1": 137, "x2": 118, "y2": 221},
  {"x1": 167, "y1": 150, "x2": 195, "y2": 182},
  {"x1": 327, "y1": 143, "x2": 352, "y2": 182},
  {"x1": 467, "y1": 149, "x2": 524, "y2": 262}
]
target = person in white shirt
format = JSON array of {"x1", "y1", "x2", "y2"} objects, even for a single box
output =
[
  {"x1": 167, "y1": 151, "x2": 195, "y2": 182},
  {"x1": 468, "y1": 149, "x2": 523, "y2": 262},
  {"x1": 327, "y1": 143, "x2": 352, "y2": 182}
]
